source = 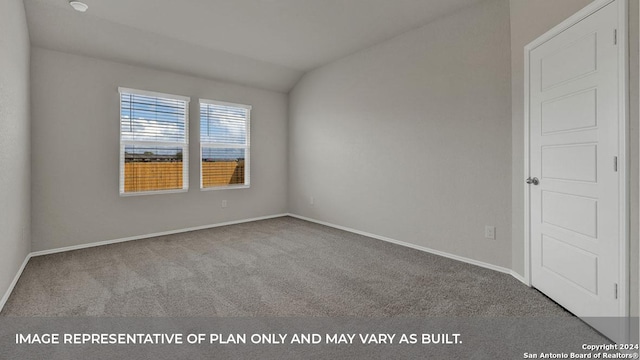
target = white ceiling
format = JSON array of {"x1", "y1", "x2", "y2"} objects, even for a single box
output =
[{"x1": 24, "y1": 0, "x2": 484, "y2": 92}]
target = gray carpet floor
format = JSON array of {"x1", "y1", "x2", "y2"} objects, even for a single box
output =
[{"x1": 1, "y1": 216, "x2": 570, "y2": 317}]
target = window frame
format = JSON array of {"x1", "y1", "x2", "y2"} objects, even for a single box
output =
[
  {"x1": 199, "y1": 98, "x2": 251, "y2": 191},
  {"x1": 119, "y1": 87, "x2": 190, "y2": 196}
]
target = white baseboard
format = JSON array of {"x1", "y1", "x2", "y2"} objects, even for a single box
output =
[
  {"x1": 287, "y1": 213, "x2": 526, "y2": 284},
  {"x1": 31, "y1": 213, "x2": 289, "y2": 257},
  {"x1": 510, "y1": 270, "x2": 530, "y2": 286},
  {"x1": 0, "y1": 253, "x2": 31, "y2": 313}
]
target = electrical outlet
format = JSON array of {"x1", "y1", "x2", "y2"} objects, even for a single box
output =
[
  {"x1": 485, "y1": 226, "x2": 496, "y2": 240},
  {"x1": 310, "y1": 196, "x2": 314, "y2": 206},
  {"x1": 221, "y1": 200, "x2": 228, "y2": 208}
]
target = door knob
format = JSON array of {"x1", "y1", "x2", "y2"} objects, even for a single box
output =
[{"x1": 526, "y1": 177, "x2": 539, "y2": 185}]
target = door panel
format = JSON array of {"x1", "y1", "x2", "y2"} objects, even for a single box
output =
[
  {"x1": 541, "y1": 144, "x2": 598, "y2": 182},
  {"x1": 542, "y1": 191, "x2": 598, "y2": 238},
  {"x1": 540, "y1": 32, "x2": 597, "y2": 89},
  {"x1": 541, "y1": 235, "x2": 598, "y2": 294},
  {"x1": 541, "y1": 88, "x2": 597, "y2": 134},
  {"x1": 529, "y1": 0, "x2": 621, "y2": 341}
]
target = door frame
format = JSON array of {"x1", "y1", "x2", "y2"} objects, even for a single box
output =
[{"x1": 523, "y1": 0, "x2": 629, "y2": 319}]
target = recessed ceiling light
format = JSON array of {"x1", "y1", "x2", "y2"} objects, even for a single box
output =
[{"x1": 69, "y1": 1, "x2": 88, "y2": 12}]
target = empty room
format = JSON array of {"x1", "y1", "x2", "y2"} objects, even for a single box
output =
[{"x1": 1, "y1": 0, "x2": 639, "y2": 358}]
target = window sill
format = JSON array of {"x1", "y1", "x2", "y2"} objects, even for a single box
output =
[
  {"x1": 120, "y1": 188, "x2": 188, "y2": 197},
  {"x1": 200, "y1": 185, "x2": 250, "y2": 191}
]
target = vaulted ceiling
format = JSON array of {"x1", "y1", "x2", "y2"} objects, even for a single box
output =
[{"x1": 25, "y1": 0, "x2": 485, "y2": 92}]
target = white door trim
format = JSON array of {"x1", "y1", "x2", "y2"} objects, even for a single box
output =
[{"x1": 523, "y1": 0, "x2": 629, "y2": 319}]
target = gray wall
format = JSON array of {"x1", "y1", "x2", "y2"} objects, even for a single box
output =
[
  {"x1": 288, "y1": 0, "x2": 512, "y2": 268},
  {"x1": 0, "y1": 0, "x2": 31, "y2": 301},
  {"x1": 30, "y1": 48, "x2": 288, "y2": 252}
]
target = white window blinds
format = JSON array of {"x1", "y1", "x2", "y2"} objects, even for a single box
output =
[
  {"x1": 119, "y1": 88, "x2": 190, "y2": 195},
  {"x1": 199, "y1": 99, "x2": 251, "y2": 189}
]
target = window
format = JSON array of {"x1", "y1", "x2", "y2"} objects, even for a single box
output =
[
  {"x1": 119, "y1": 88, "x2": 190, "y2": 195},
  {"x1": 199, "y1": 99, "x2": 251, "y2": 189}
]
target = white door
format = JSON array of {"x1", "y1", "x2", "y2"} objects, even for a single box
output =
[{"x1": 528, "y1": 0, "x2": 624, "y2": 341}]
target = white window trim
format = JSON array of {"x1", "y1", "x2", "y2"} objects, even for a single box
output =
[
  {"x1": 199, "y1": 98, "x2": 251, "y2": 191},
  {"x1": 119, "y1": 87, "x2": 190, "y2": 196}
]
